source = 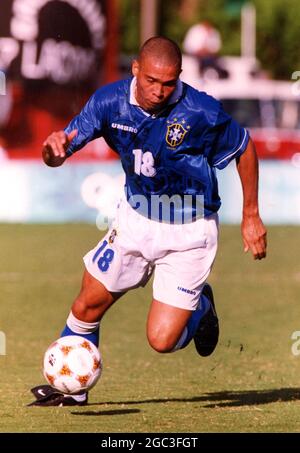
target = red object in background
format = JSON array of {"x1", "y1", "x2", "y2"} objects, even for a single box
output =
[
  {"x1": 3, "y1": 93, "x2": 118, "y2": 161},
  {"x1": 249, "y1": 129, "x2": 300, "y2": 161},
  {"x1": 0, "y1": 0, "x2": 119, "y2": 161}
]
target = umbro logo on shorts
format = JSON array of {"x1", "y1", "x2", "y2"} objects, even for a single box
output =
[{"x1": 177, "y1": 286, "x2": 196, "y2": 295}]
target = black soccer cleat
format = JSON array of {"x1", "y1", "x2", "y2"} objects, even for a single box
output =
[
  {"x1": 194, "y1": 284, "x2": 219, "y2": 357},
  {"x1": 27, "y1": 385, "x2": 88, "y2": 407}
]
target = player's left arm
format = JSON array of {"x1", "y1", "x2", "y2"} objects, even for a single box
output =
[{"x1": 236, "y1": 138, "x2": 267, "y2": 260}]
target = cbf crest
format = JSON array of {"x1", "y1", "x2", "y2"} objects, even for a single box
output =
[{"x1": 166, "y1": 118, "x2": 190, "y2": 148}]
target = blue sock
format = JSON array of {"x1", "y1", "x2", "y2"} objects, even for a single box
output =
[
  {"x1": 60, "y1": 324, "x2": 99, "y2": 347},
  {"x1": 180, "y1": 292, "x2": 211, "y2": 349}
]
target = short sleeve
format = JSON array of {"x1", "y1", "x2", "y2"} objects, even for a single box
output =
[
  {"x1": 64, "y1": 90, "x2": 104, "y2": 156},
  {"x1": 204, "y1": 107, "x2": 249, "y2": 170}
]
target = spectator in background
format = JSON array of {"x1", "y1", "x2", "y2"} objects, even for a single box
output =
[{"x1": 182, "y1": 22, "x2": 228, "y2": 82}]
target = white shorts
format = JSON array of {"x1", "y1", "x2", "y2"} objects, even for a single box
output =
[{"x1": 84, "y1": 199, "x2": 218, "y2": 311}]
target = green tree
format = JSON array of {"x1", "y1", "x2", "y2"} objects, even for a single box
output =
[
  {"x1": 119, "y1": 0, "x2": 140, "y2": 56},
  {"x1": 255, "y1": 0, "x2": 300, "y2": 79},
  {"x1": 119, "y1": 0, "x2": 300, "y2": 80}
]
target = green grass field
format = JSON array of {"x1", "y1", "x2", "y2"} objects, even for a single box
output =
[{"x1": 0, "y1": 223, "x2": 299, "y2": 433}]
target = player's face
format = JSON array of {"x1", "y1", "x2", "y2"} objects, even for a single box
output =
[{"x1": 132, "y1": 57, "x2": 180, "y2": 113}]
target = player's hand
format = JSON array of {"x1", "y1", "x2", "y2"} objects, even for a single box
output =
[
  {"x1": 241, "y1": 214, "x2": 267, "y2": 260},
  {"x1": 42, "y1": 130, "x2": 77, "y2": 166}
]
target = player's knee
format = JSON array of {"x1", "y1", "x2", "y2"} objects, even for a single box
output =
[{"x1": 147, "y1": 329, "x2": 176, "y2": 353}]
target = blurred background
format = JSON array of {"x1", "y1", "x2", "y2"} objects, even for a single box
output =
[
  {"x1": 1, "y1": 1, "x2": 300, "y2": 433},
  {"x1": 1, "y1": 0, "x2": 300, "y2": 224}
]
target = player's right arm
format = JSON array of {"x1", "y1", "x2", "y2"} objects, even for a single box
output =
[
  {"x1": 43, "y1": 85, "x2": 107, "y2": 167},
  {"x1": 42, "y1": 129, "x2": 78, "y2": 167}
]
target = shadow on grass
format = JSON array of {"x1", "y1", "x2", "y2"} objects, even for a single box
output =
[
  {"x1": 71, "y1": 408, "x2": 141, "y2": 416},
  {"x1": 197, "y1": 388, "x2": 300, "y2": 407},
  {"x1": 84, "y1": 388, "x2": 300, "y2": 409}
]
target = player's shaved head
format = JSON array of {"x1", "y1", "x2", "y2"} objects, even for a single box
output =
[
  {"x1": 132, "y1": 37, "x2": 182, "y2": 113},
  {"x1": 138, "y1": 36, "x2": 182, "y2": 74}
]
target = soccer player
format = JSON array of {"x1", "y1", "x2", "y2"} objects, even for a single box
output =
[{"x1": 29, "y1": 37, "x2": 267, "y2": 406}]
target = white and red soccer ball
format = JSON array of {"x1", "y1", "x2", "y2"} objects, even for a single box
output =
[{"x1": 43, "y1": 336, "x2": 102, "y2": 394}]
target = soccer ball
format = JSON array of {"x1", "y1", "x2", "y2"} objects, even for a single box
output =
[{"x1": 43, "y1": 336, "x2": 102, "y2": 394}]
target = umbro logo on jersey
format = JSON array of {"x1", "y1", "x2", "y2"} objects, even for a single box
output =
[{"x1": 111, "y1": 123, "x2": 137, "y2": 133}]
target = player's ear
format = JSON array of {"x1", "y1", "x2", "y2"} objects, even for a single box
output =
[{"x1": 132, "y1": 60, "x2": 139, "y2": 77}]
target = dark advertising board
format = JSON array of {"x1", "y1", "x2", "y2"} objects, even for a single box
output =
[{"x1": 0, "y1": 0, "x2": 115, "y2": 159}]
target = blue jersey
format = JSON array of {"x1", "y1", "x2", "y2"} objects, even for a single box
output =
[{"x1": 65, "y1": 78, "x2": 249, "y2": 220}]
